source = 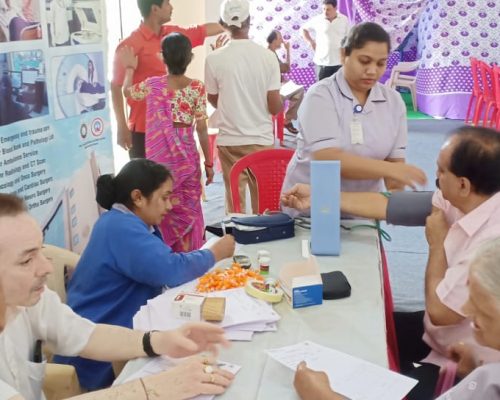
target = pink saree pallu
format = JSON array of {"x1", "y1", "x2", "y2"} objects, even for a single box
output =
[{"x1": 144, "y1": 79, "x2": 204, "y2": 252}]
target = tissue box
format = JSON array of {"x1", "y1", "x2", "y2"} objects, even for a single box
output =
[
  {"x1": 281, "y1": 275, "x2": 323, "y2": 309},
  {"x1": 279, "y1": 257, "x2": 323, "y2": 309},
  {"x1": 172, "y1": 293, "x2": 205, "y2": 321}
]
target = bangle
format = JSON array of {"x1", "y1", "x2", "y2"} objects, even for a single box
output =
[
  {"x1": 142, "y1": 331, "x2": 159, "y2": 357},
  {"x1": 204, "y1": 162, "x2": 214, "y2": 168},
  {"x1": 126, "y1": 66, "x2": 135, "y2": 70},
  {"x1": 139, "y1": 378, "x2": 149, "y2": 400}
]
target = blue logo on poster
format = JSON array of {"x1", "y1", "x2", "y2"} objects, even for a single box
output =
[{"x1": 91, "y1": 118, "x2": 104, "y2": 137}]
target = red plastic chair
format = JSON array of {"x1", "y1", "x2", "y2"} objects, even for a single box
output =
[
  {"x1": 465, "y1": 57, "x2": 483, "y2": 125},
  {"x1": 478, "y1": 61, "x2": 495, "y2": 127},
  {"x1": 272, "y1": 111, "x2": 285, "y2": 146},
  {"x1": 229, "y1": 148, "x2": 294, "y2": 213},
  {"x1": 207, "y1": 131, "x2": 221, "y2": 172},
  {"x1": 490, "y1": 64, "x2": 500, "y2": 130}
]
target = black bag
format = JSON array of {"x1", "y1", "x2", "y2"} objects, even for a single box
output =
[
  {"x1": 321, "y1": 271, "x2": 351, "y2": 300},
  {"x1": 230, "y1": 213, "x2": 295, "y2": 244}
]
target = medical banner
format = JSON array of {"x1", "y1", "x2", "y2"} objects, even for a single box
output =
[{"x1": 0, "y1": 0, "x2": 113, "y2": 254}]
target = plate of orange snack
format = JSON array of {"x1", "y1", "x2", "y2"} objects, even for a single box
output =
[{"x1": 196, "y1": 262, "x2": 264, "y2": 293}]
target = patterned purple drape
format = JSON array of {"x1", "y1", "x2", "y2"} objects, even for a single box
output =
[{"x1": 249, "y1": 0, "x2": 500, "y2": 120}]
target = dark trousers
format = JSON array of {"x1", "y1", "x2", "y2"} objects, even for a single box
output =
[
  {"x1": 394, "y1": 311, "x2": 440, "y2": 400},
  {"x1": 129, "y1": 131, "x2": 145, "y2": 159},
  {"x1": 317, "y1": 65, "x2": 341, "y2": 80}
]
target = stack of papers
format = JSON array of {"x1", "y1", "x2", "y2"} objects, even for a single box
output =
[
  {"x1": 133, "y1": 282, "x2": 281, "y2": 341},
  {"x1": 266, "y1": 341, "x2": 418, "y2": 400}
]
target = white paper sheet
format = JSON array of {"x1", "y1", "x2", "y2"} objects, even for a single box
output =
[
  {"x1": 123, "y1": 356, "x2": 241, "y2": 400},
  {"x1": 280, "y1": 81, "x2": 304, "y2": 97},
  {"x1": 266, "y1": 341, "x2": 417, "y2": 400}
]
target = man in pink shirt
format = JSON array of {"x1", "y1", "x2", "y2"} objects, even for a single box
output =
[
  {"x1": 111, "y1": 0, "x2": 223, "y2": 159},
  {"x1": 397, "y1": 126, "x2": 500, "y2": 400}
]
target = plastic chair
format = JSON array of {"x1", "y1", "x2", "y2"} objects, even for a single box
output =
[
  {"x1": 386, "y1": 60, "x2": 421, "y2": 111},
  {"x1": 43, "y1": 244, "x2": 80, "y2": 304},
  {"x1": 229, "y1": 148, "x2": 294, "y2": 213},
  {"x1": 478, "y1": 60, "x2": 495, "y2": 127},
  {"x1": 465, "y1": 58, "x2": 482, "y2": 125},
  {"x1": 493, "y1": 65, "x2": 500, "y2": 130}
]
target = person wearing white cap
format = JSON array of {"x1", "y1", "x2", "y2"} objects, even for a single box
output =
[{"x1": 205, "y1": 0, "x2": 282, "y2": 214}]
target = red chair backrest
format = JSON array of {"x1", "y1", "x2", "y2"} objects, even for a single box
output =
[
  {"x1": 494, "y1": 64, "x2": 500, "y2": 108},
  {"x1": 470, "y1": 57, "x2": 481, "y2": 96},
  {"x1": 478, "y1": 60, "x2": 494, "y2": 100},
  {"x1": 229, "y1": 148, "x2": 294, "y2": 213}
]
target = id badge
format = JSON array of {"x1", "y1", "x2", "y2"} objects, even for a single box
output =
[{"x1": 350, "y1": 119, "x2": 364, "y2": 144}]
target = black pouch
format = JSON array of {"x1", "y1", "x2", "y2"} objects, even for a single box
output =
[
  {"x1": 230, "y1": 212, "x2": 295, "y2": 244},
  {"x1": 321, "y1": 271, "x2": 351, "y2": 300}
]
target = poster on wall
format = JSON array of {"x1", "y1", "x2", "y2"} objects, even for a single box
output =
[{"x1": 0, "y1": 0, "x2": 113, "y2": 254}]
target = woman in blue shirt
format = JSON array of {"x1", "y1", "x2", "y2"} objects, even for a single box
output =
[{"x1": 56, "y1": 159, "x2": 234, "y2": 390}]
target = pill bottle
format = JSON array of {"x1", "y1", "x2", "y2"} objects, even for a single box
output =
[{"x1": 259, "y1": 256, "x2": 270, "y2": 276}]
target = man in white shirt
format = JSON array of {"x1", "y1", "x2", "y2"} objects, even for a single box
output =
[
  {"x1": 301, "y1": 0, "x2": 349, "y2": 80},
  {"x1": 205, "y1": 0, "x2": 282, "y2": 213},
  {"x1": 0, "y1": 194, "x2": 233, "y2": 400}
]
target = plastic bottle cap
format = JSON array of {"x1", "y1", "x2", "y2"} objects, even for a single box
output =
[{"x1": 259, "y1": 256, "x2": 271, "y2": 265}]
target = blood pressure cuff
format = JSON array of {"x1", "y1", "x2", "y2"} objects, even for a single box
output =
[
  {"x1": 321, "y1": 271, "x2": 351, "y2": 300},
  {"x1": 386, "y1": 191, "x2": 433, "y2": 227},
  {"x1": 230, "y1": 213, "x2": 295, "y2": 244}
]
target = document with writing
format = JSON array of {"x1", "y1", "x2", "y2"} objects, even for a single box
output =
[{"x1": 266, "y1": 341, "x2": 417, "y2": 400}]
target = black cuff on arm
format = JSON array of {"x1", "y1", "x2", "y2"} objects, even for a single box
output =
[{"x1": 386, "y1": 191, "x2": 434, "y2": 226}]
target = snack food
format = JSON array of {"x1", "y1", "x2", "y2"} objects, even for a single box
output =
[{"x1": 196, "y1": 263, "x2": 264, "y2": 292}]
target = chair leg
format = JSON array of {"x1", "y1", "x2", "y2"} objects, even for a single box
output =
[{"x1": 410, "y1": 84, "x2": 417, "y2": 112}]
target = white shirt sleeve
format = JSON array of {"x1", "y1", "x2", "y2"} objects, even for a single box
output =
[
  {"x1": 0, "y1": 380, "x2": 19, "y2": 400},
  {"x1": 388, "y1": 95, "x2": 408, "y2": 159},
  {"x1": 29, "y1": 289, "x2": 95, "y2": 357},
  {"x1": 204, "y1": 56, "x2": 218, "y2": 95}
]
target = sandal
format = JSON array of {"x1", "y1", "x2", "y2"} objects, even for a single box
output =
[{"x1": 284, "y1": 122, "x2": 299, "y2": 134}]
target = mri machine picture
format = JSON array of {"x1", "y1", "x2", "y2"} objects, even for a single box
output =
[{"x1": 54, "y1": 52, "x2": 106, "y2": 119}]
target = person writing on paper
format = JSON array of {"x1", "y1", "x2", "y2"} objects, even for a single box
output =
[
  {"x1": 294, "y1": 236, "x2": 500, "y2": 400},
  {"x1": 267, "y1": 29, "x2": 304, "y2": 134},
  {"x1": 55, "y1": 159, "x2": 235, "y2": 390},
  {"x1": 281, "y1": 22, "x2": 427, "y2": 217},
  {"x1": 0, "y1": 193, "x2": 234, "y2": 400}
]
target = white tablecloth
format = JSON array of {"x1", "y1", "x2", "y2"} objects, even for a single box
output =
[{"x1": 116, "y1": 223, "x2": 388, "y2": 399}]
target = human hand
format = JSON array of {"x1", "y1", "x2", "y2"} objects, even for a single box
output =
[
  {"x1": 281, "y1": 183, "x2": 311, "y2": 211},
  {"x1": 210, "y1": 34, "x2": 229, "y2": 51},
  {"x1": 283, "y1": 41, "x2": 290, "y2": 51},
  {"x1": 209, "y1": 234, "x2": 235, "y2": 262},
  {"x1": 142, "y1": 354, "x2": 234, "y2": 400},
  {"x1": 118, "y1": 46, "x2": 138, "y2": 70},
  {"x1": 117, "y1": 124, "x2": 132, "y2": 151},
  {"x1": 448, "y1": 342, "x2": 480, "y2": 378},
  {"x1": 205, "y1": 166, "x2": 214, "y2": 185},
  {"x1": 425, "y1": 209, "x2": 449, "y2": 248},
  {"x1": 294, "y1": 361, "x2": 342, "y2": 400},
  {"x1": 387, "y1": 162, "x2": 427, "y2": 190},
  {"x1": 152, "y1": 322, "x2": 230, "y2": 359}
]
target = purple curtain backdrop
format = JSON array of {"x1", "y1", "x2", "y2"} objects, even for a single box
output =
[{"x1": 249, "y1": 0, "x2": 500, "y2": 119}]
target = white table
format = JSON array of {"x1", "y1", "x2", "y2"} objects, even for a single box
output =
[{"x1": 117, "y1": 223, "x2": 388, "y2": 399}]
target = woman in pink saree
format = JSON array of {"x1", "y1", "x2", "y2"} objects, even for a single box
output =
[{"x1": 120, "y1": 32, "x2": 213, "y2": 252}]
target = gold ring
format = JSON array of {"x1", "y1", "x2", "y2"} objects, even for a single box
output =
[
  {"x1": 202, "y1": 356, "x2": 210, "y2": 365},
  {"x1": 204, "y1": 365, "x2": 214, "y2": 374}
]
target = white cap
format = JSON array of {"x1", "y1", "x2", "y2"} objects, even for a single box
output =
[{"x1": 220, "y1": 0, "x2": 250, "y2": 28}]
